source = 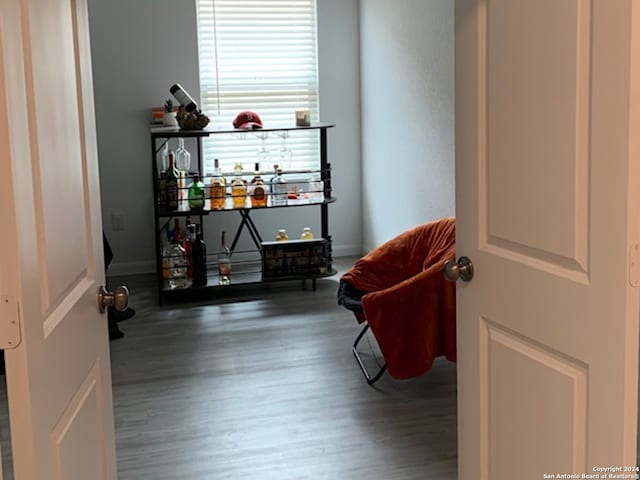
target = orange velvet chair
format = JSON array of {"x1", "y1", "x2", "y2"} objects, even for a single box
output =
[{"x1": 338, "y1": 217, "x2": 457, "y2": 384}]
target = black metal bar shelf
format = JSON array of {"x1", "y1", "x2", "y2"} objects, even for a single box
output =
[
  {"x1": 151, "y1": 123, "x2": 336, "y2": 304},
  {"x1": 160, "y1": 268, "x2": 338, "y2": 293},
  {"x1": 150, "y1": 122, "x2": 336, "y2": 139},
  {"x1": 155, "y1": 197, "x2": 337, "y2": 217}
]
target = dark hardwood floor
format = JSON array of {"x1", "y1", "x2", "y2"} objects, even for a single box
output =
[
  {"x1": 1, "y1": 256, "x2": 459, "y2": 479},
  {"x1": 109, "y1": 257, "x2": 458, "y2": 479}
]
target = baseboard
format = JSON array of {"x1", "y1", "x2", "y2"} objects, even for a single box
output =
[
  {"x1": 107, "y1": 260, "x2": 156, "y2": 277},
  {"x1": 332, "y1": 244, "x2": 363, "y2": 257},
  {"x1": 106, "y1": 243, "x2": 364, "y2": 277}
]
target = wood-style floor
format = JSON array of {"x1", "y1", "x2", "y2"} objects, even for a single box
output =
[{"x1": 2, "y1": 257, "x2": 459, "y2": 479}]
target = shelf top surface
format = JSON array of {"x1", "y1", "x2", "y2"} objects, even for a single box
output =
[
  {"x1": 150, "y1": 122, "x2": 336, "y2": 137},
  {"x1": 156, "y1": 197, "x2": 337, "y2": 217}
]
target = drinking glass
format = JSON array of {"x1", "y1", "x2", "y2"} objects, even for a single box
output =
[
  {"x1": 175, "y1": 138, "x2": 191, "y2": 173},
  {"x1": 158, "y1": 141, "x2": 170, "y2": 173},
  {"x1": 255, "y1": 131, "x2": 271, "y2": 166},
  {"x1": 276, "y1": 131, "x2": 293, "y2": 169},
  {"x1": 174, "y1": 138, "x2": 191, "y2": 207}
]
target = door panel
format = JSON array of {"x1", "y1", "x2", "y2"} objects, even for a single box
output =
[
  {"x1": 0, "y1": 0, "x2": 117, "y2": 478},
  {"x1": 486, "y1": 0, "x2": 590, "y2": 274},
  {"x1": 456, "y1": 0, "x2": 639, "y2": 478},
  {"x1": 52, "y1": 362, "x2": 104, "y2": 480},
  {"x1": 30, "y1": 0, "x2": 88, "y2": 307},
  {"x1": 484, "y1": 319, "x2": 587, "y2": 476}
]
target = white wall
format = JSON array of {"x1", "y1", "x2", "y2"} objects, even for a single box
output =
[
  {"x1": 359, "y1": 0, "x2": 455, "y2": 251},
  {"x1": 318, "y1": 0, "x2": 362, "y2": 256},
  {"x1": 88, "y1": 0, "x2": 362, "y2": 275}
]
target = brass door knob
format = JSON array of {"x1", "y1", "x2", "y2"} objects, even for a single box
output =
[
  {"x1": 443, "y1": 256, "x2": 474, "y2": 282},
  {"x1": 97, "y1": 285, "x2": 129, "y2": 313}
]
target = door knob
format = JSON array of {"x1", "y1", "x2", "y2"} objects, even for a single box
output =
[
  {"x1": 443, "y1": 256, "x2": 474, "y2": 282},
  {"x1": 97, "y1": 285, "x2": 129, "y2": 313}
]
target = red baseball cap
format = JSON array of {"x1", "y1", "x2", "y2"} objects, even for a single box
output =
[{"x1": 233, "y1": 111, "x2": 263, "y2": 129}]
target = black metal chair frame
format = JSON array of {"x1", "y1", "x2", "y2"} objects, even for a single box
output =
[
  {"x1": 338, "y1": 280, "x2": 387, "y2": 385},
  {"x1": 352, "y1": 321, "x2": 387, "y2": 385}
]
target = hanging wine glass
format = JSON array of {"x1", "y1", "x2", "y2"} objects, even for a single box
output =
[
  {"x1": 276, "y1": 130, "x2": 293, "y2": 170},
  {"x1": 175, "y1": 138, "x2": 191, "y2": 173},
  {"x1": 255, "y1": 131, "x2": 271, "y2": 166},
  {"x1": 174, "y1": 138, "x2": 191, "y2": 209},
  {"x1": 158, "y1": 140, "x2": 170, "y2": 173}
]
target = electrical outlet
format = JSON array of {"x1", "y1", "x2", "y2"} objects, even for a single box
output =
[{"x1": 111, "y1": 212, "x2": 125, "y2": 231}]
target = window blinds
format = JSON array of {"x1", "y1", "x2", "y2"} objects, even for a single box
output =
[{"x1": 196, "y1": 0, "x2": 320, "y2": 175}]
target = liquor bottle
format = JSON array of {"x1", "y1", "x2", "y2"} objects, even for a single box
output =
[
  {"x1": 168, "y1": 223, "x2": 188, "y2": 288},
  {"x1": 188, "y1": 175, "x2": 206, "y2": 209},
  {"x1": 191, "y1": 224, "x2": 208, "y2": 287},
  {"x1": 183, "y1": 221, "x2": 195, "y2": 278},
  {"x1": 169, "y1": 243, "x2": 188, "y2": 288},
  {"x1": 209, "y1": 158, "x2": 226, "y2": 210},
  {"x1": 269, "y1": 164, "x2": 278, "y2": 190},
  {"x1": 161, "y1": 224, "x2": 173, "y2": 282},
  {"x1": 173, "y1": 218, "x2": 183, "y2": 245},
  {"x1": 271, "y1": 166, "x2": 288, "y2": 206},
  {"x1": 249, "y1": 162, "x2": 267, "y2": 208},
  {"x1": 218, "y1": 230, "x2": 231, "y2": 285},
  {"x1": 158, "y1": 171, "x2": 166, "y2": 209},
  {"x1": 300, "y1": 227, "x2": 314, "y2": 240},
  {"x1": 164, "y1": 151, "x2": 179, "y2": 211},
  {"x1": 162, "y1": 242, "x2": 171, "y2": 281},
  {"x1": 231, "y1": 163, "x2": 247, "y2": 208},
  {"x1": 170, "y1": 83, "x2": 199, "y2": 112},
  {"x1": 308, "y1": 175, "x2": 324, "y2": 202}
]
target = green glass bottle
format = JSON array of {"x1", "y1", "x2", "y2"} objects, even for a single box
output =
[{"x1": 188, "y1": 175, "x2": 205, "y2": 209}]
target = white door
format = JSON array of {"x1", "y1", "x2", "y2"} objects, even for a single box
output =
[
  {"x1": 0, "y1": 0, "x2": 118, "y2": 478},
  {"x1": 455, "y1": 0, "x2": 640, "y2": 478}
]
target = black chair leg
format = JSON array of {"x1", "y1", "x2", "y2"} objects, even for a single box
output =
[{"x1": 352, "y1": 321, "x2": 387, "y2": 385}]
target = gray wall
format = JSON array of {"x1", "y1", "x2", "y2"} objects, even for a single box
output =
[
  {"x1": 88, "y1": 0, "x2": 362, "y2": 275},
  {"x1": 359, "y1": 0, "x2": 455, "y2": 251}
]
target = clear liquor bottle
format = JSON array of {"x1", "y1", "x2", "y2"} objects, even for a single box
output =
[
  {"x1": 271, "y1": 166, "x2": 288, "y2": 206},
  {"x1": 308, "y1": 175, "x2": 324, "y2": 202},
  {"x1": 168, "y1": 222, "x2": 188, "y2": 289}
]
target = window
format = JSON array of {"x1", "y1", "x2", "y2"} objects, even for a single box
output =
[{"x1": 197, "y1": 0, "x2": 320, "y2": 175}]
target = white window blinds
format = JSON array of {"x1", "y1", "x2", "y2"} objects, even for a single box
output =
[{"x1": 196, "y1": 0, "x2": 320, "y2": 175}]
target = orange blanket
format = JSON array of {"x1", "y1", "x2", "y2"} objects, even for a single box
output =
[{"x1": 341, "y1": 217, "x2": 456, "y2": 379}]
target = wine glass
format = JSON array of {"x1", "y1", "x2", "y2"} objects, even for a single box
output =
[
  {"x1": 158, "y1": 140, "x2": 170, "y2": 173},
  {"x1": 276, "y1": 130, "x2": 293, "y2": 169},
  {"x1": 175, "y1": 138, "x2": 191, "y2": 173},
  {"x1": 174, "y1": 138, "x2": 191, "y2": 207},
  {"x1": 255, "y1": 131, "x2": 271, "y2": 166}
]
